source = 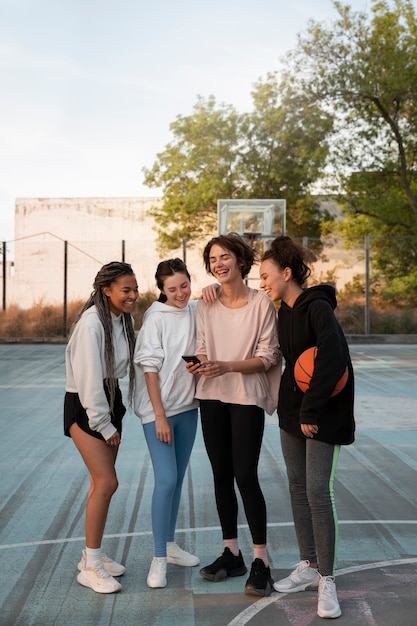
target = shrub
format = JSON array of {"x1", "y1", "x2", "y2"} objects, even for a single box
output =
[{"x1": 0, "y1": 291, "x2": 159, "y2": 339}]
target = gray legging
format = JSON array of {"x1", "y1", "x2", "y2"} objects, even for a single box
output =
[{"x1": 280, "y1": 429, "x2": 340, "y2": 576}]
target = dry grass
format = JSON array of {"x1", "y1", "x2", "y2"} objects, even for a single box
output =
[
  {"x1": 0, "y1": 291, "x2": 157, "y2": 339},
  {"x1": 1, "y1": 291, "x2": 416, "y2": 339}
]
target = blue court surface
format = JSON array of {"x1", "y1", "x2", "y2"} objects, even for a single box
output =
[{"x1": 0, "y1": 342, "x2": 416, "y2": 626}]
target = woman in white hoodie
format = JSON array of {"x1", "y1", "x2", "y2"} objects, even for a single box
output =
[
  {"x1": 134, "y1": 258, "x2": 201, "y2": 589},
  {"x1": 64, "y1": 261, "x2": 138, "y2": 594}
]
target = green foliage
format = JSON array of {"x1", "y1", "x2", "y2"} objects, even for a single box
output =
[
  {"x1": 143, "y1": 78, "x2": 332, "y2": 253},
  {"x1": 283, "y1": 0, "x2": 417, "y2": 302},
  {"x1": 380, "y1": 267, "x2": 417, "y2": 305},
  {"x1": 143, "y1": 96, "x2": 246, "y2": 251}
]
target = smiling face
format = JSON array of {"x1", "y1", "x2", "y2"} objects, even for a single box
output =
[
  {"x1": 259, "y1": 258, "x2": 289, "y2": 302},
  {"x1": 103, "y1": 273, "x2": 139, "y2": 316},
  {"x1": 161, "y1": 271, "x2": 191, "y2": 308},
  {"x1": 208, "y1": 244, "x2": 242, "y2": 284}
]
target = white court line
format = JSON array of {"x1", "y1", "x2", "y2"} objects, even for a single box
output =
[
  {"x1": 226, "y1": 557, "x2": 417, "y2": 626},
  {"x1": 1, "y1": 519, "x2": 417, "y2": 550}
]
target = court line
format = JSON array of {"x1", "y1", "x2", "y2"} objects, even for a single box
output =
[
  {"x1": 1, "y1": 519, "x2": 416, "y2": 550},
  {"x1": 226, "y1": 557, "x2": 417, "y2": 626}
]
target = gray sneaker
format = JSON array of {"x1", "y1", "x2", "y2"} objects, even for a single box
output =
[
  {"x1": 273, "y1": 560, "x2": 320, "y2": 593},
  {"x1": 317, "y1": 575, "x2": 341, "y2": 618}
]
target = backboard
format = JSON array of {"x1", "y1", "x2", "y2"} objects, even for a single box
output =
[{"x1": 217, "y1": 199, "x2": 286, "y2": 245}]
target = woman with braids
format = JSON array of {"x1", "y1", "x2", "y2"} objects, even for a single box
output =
[
  {"x1": 64, "y1": 261, "x2": 138, "y2": 594},
  {"x1": 259, "y1": 236, "x2": 355, "y2": 619},
  {"x1": 134, "y1": 258, "x2": 201, "y2": 589}
]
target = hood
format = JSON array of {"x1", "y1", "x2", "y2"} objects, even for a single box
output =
[
  {"x1": 142, "y1": 300, "x2": 193, "y2": 321},
  {"x1": 289, "y1": 284, "x2": 337, "y2": 313}
]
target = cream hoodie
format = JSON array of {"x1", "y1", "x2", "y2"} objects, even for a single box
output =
[
  {"x1": 134, "y1": 300, "x2": 199, "y2": 424},
  {"x1": 65, "y1": 306, "x2": 131, "y2": 440}
]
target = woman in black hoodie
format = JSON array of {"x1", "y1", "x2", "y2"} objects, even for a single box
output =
[{"x1": 259, "y1": 236, "x2": 355, "y2": 620}]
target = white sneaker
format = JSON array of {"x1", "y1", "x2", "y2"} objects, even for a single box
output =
[
  {"x1": 147, "y1": 557, "x2": 167, "y2": 588},
  {"x1": 317, "y1": 575, "x2": 341, "y2": 619},
  {"x1": 273, "y1": 560, "x2": 320, "y2": 593},
  {"x1": 78, "y1": 549, "x2": 126, "y2": 576},
  {"x1": 167, "y1": 543, "x2": 200, "y2": 567},
  {"x1": 77, "y1": 559, "x2": 122, "y2": 594}
]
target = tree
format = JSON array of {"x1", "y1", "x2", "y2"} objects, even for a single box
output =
[
  {"x1": 143, "y1": 78, "x2": 332, "y2": 253},
  {"x1": 284, "y1": 0, "x2": 417, "y2": 297},
  {"x1": 143, "y1": 96, "x2": 246, "y2": 251},
  {"x1": 241, "y1": 73, "x2": 333, "y2": 245}
]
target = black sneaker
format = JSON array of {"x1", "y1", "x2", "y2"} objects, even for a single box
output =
[
  {"x1": 199, "y1": 547, "x2": 247, "y2": 582},
  {"x1": 244, "y1": 558, "x2": 274, "y2": 597}
]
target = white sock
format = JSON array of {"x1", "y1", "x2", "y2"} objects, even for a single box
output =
[{"x1": 85, "y1": 547, "x2": 102, "y2": 568}]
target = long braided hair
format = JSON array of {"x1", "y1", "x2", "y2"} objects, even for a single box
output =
[{"x1": 70, "y1": 261, "x2": 137, "y2": 410}]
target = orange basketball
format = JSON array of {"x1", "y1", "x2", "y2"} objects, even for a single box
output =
[{"x1": 294, "y1": 347, "x2": 348, "y2": 397}]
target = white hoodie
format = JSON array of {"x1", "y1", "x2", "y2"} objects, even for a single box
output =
[
  {"x1": 134, "y1": 299, "x2": 198, "y2": 424},
  {"x1": 65, "y1": 306, "x2": 131, "y2": 440}
]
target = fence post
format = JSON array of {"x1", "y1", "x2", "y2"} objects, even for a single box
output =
[
  {"x1": 63, "y1": 240, "x2": 68, "y2": 338},
  {"x1": 365, "y1": 235, "x2": 370, "y2": 334},
  {"x1": 2, "y1": 241, "x2": 5, "y2": 312},
  {"x1": 182, "y1": 239, "x2": 187, "y2": 264},
  {"x1": 122, "y1": 240, "x2": 125, "y2": 262}
]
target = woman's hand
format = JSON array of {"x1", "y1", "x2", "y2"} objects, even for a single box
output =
[
  {"x1": 201, "y1": 283, "x2": 220, "y2": 303},
  {"x1": 199, "y1": 360, "x2": 228, "y2": 378},
  {"x1": 301, "y1": 423, "x2": 318, "y2": 438},
  {"x1": 106, "y1": 431, "x2": 121, "y2": 446},
  {"x1": 184, "y1": 360, "x2": 205, "y2": 376},
  {"x1": 155, "y1": 415, "x2": 172, "y2": 445}
]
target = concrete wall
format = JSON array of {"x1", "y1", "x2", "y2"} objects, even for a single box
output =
[
  {"x1": 2, "y1": 196, "x2": 364, "y2": 309},
  {"x1": 7, "y1": 197, "x2": 219, "y2": 308}
]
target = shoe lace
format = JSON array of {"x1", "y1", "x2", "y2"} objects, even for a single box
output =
[
  {"x1": 91, "y1": 561, "x2": 111, "y2": 579},
  {"x1": 291, "y1": 560, "x2": 310, "y2": 578},
  {"x1": 319, "y1": 576, "x2": 335, "y2": 599},
  {"x1": 100, "y1": 552, "x2": 114, "y2": 564},
  {"x1": 152, "y1": 558, "x2": 166, "y2": 573},
  {"x1": 170, "y1": 544, "x2": 188, "y2": 557}
]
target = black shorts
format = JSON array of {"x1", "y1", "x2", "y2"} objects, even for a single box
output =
[{"x1": 64, "y1": 382, "x2": 126, "y2": 440}]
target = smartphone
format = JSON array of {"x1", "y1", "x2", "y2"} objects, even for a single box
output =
[{"x1": 182, "y1": 355, "x2": 201, "y2": 365}]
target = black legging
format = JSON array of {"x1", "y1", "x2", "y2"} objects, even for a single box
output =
[{"x1": 200, "y1": 399, "x2": 267, "y2": 545}]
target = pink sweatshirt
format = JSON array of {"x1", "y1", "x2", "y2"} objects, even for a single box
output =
[{"x1": 195, "y1": 289, "x2": 281, "y2": 415}]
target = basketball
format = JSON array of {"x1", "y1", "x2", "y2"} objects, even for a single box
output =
[{"x1": 294, "y1": 346, "x2": 348, "y2": 397}]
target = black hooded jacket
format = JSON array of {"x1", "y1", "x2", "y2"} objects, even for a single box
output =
[{"x1": 278, "y1": 284, "x2": 355, "y2": 445}]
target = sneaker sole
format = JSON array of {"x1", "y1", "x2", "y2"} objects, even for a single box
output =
[
  {"x1": 147, "y1": 578, "x2": 167, "y2": 589},
  {"x1": 200, "y1": 565, "x2": 248, "y2": 582},
  {"x1": 273, "y1": 580, "x2": 319, "y2": 593},
  {"x1": 245, "y1": 580, "x2": 273, "y2": 597},
  {"x1": 317, "y1": 606, "x2": 342, "y2": 619},
  {"x1": 77, "y1": 571, "x2": 122, "y2": 594},
  {"x1": 167, "y1": 556, "x2": 200, "y2": 567}
]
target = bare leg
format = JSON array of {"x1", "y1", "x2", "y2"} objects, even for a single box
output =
[{"x1": 70, "y1": 423, "x2": 118, "y2": 548}]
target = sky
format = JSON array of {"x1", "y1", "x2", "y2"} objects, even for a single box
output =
[{"x1": 0, "y1": 0, "x2": 375, "y2": 241}]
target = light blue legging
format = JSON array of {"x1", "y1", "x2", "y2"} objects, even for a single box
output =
[{"x1": 143, "y1": 409, "x2": 198, "y2": 557}]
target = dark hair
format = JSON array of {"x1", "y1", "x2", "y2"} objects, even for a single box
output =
[
  {"x1": 203, "y1": 232, "x2": 257, "y2": 279},
  {"x1": 155, "y1": 258, "x2": 191, "y2": 303},
  {"x1": 71, "y1": 261, "x2": 137, "y2": 409},
  {"x1": 261, "y1": 236, "x2": 311, "y2": 287}
]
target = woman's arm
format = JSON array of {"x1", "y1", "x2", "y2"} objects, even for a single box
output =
[{"x1": 199, "y1": 356, "x2": 265, "y2": 378}]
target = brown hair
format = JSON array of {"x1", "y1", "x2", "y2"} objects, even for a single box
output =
[
  {"x1": 155, "y1": 258, "x2": 191, "y2": 303},
  {"x1": 261, "y1": 236, "x2": 311, "y2": 287},
  {"x1": 203, "y1": 232, "x2": 257, "y2": 279}
]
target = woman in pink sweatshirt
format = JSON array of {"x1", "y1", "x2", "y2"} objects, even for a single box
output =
[{"x1": 189, "y1": 232, "x2": 281, "y2": 597}]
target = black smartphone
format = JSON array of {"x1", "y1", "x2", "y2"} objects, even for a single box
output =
[{"x1": 182, "y1": 355, "x2": 201, "y2": 365}]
